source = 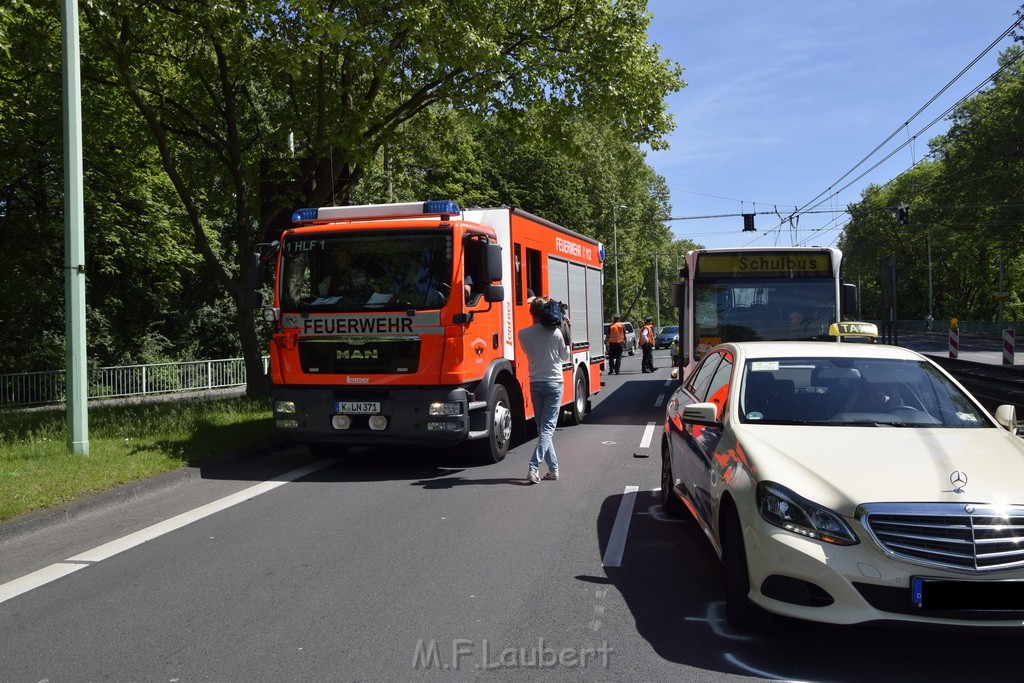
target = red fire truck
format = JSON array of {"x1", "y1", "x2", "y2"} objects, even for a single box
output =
[{"x1": 257, "y1": 200, "x2": 604, "y2": 462}]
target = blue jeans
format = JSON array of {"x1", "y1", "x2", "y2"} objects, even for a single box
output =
[{"x1": 529, "y1": 380, "x2": 563, "y2": 474}]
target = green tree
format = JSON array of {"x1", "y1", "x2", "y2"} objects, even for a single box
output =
[
  {"x1": 79, "y1": 0, "x2": 685, "y2": 395},
  {"x1": 0, "y1": 1, "x2": 219, "y2": 374}
]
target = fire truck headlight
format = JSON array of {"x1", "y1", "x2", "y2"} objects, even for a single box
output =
[
  {"x1": 275, "y1": 401, "x2": 297, "y2": 414},
  {"x1": 332, "y1": 415, "x2": 351, "y2": 430},
  {"x1": 262, "y1": 307, "x2": 278, "y2": 323},
  {"x1": 368, "y1": 415, "x2": 388, "y2": 431},
  {"x1": 429, "y1": 401, "x2": 463, "y2": 416}
]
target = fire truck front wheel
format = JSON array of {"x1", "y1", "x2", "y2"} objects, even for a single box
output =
[{"x1": 473, "y1": 383, "x2": 513, "y2": 464}]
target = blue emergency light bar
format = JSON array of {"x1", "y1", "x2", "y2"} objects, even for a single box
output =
[{"x1": 291, "y1": 200, "x2": 461, "y2": 224}]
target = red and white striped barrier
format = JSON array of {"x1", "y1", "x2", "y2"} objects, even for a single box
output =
[
  {"x1": 948, "y1": 327, "x2": 959, "y2": 359},
  {"x1": 1003, "y1": 328, "x2": 1015, "y2": 366}
]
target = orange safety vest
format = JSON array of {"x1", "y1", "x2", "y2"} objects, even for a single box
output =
[
  {"x1": 607, "y1": 321, "x2": 626, "y2": 344},
  {"x1": 639, "y1": 324, "x2": 654, "y2": 346}
]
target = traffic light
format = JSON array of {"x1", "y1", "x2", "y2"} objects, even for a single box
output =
[
  {"x1": 895, "y1": 206, "x2": 909, "y2": 225},
  {"x1": 742, "y1": 213, "x2": 755, "y2": 232}
]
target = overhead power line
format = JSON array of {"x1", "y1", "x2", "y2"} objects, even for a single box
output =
[
  {"x1": 793, "y1": 12, "x2": 1024, "y2": 218},
  {"x1": 663, "y1": 209, "x2": 842, "y2": 221}
]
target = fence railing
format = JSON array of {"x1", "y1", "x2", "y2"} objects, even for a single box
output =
[{"x1": 0, "y1": 357, "x2": 269, "y2": 409}]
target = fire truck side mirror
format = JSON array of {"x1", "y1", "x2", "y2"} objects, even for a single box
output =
[
  {"x1": 484, "y1": 243, "x2": 503, "y2": 282},
  {"x1": 248, "y1": 252, "x2": 266, "y2": 308},
  {"x1": 249, "y1": 252, "x2": 262, "y2": 288},
  {"x1": 484, "y1": 284, "x2": 504, "y2": 303}
]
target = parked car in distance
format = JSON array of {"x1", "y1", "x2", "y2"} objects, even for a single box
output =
[
  {"x1": 603, "y1": 321, "x2": 638, "y2": 356},
  {"x1": 655, "y1": 325, "x2": 679, "y2": 349},
  {"x1": 661, "y1": 322, "x2": 1024, "y2": 631}
]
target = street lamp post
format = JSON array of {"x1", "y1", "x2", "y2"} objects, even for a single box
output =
[
  {"x1": 654, "y1": 254, "x2": 660, "y2": 330},
  {"x1": 612, "y1": 204, "x2": 626, "y2": 315}
]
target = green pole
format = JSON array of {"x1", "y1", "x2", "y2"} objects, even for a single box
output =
[{"x1": 62, "y1": 0, "x2": 89, "y2": 455}]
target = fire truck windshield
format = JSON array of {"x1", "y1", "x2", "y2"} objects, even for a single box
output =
[{"x1": 280, "y1": 230, "x2": 454, "y2": 312}]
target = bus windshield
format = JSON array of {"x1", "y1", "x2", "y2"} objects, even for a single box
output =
[{"x1": 694, "y1": 277, "x2": 838, "y2": 348}]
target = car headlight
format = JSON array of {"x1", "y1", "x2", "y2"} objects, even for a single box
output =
[{"x1": 755, "y1": 481, "x2": 858, "y2": 546}]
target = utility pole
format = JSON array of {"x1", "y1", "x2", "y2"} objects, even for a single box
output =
[
  {"x1": 927, "y1": 227, "x2": 933, "y2": 318},
  {"x1": 62, "y1": 0, "x2": 89, "y2": 455}
]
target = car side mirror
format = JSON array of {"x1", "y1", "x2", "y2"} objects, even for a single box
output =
[
  {"x1": 681, "y1": 402, "x2": 722, "y2": 427},
  {"x1": 994, "y1": 404, "x2": 1018, "y2": 433}
]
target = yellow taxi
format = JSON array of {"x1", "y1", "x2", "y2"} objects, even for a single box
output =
[{"x1": 661, "y1": 323, "x2": 1024, "y2": 629}]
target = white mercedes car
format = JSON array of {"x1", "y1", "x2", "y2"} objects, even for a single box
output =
[{"x1": 661, "y1": 324, "x2": 1024, "y2": 629}]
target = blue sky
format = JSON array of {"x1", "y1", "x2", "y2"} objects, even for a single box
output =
[{"x1": 644, "y1": 1, "x2": 1022, "y2": 250}]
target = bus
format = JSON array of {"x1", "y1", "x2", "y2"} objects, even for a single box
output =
[{"x1": 671, "y1": 247, "x2": 858, "y2": 377}]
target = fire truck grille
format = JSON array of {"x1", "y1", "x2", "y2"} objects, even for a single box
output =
[
  {"x1": 859, "y1": 503, "x2": 1024, "y2": 572},
  {"x1": 299, "y1": 337, "x2": 421, "y2": 374}
]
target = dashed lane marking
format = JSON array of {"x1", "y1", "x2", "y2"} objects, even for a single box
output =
[
  {"x1": 602, "y1": 486, "x2": 639, "y2": 568},
  {"x1": 639, "y1": 422, "x2": 657, "y2": 449}
]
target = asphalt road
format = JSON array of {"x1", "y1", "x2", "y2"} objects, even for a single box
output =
[{"x1": 2, "y1": 348, "x2": 1023, "y2": 682}]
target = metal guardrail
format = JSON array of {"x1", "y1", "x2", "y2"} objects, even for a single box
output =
[{"x1": 0, "y1": 357, "x2": 269, "y2": 408}]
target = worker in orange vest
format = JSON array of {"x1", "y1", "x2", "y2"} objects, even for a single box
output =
[
  {"x1": 607, "y1": 314, "x2": 626, "y2": 375},
  {"x1": 640, "y1": 316, "x2": 657, "y2": 373}
]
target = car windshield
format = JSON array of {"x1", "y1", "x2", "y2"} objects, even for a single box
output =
[
  {"x1": 739, "y1": 357, "x2": 992, "y2": 428},
  {"x1": 660, "y1": 326, "x2": 678, "y2": 336}
]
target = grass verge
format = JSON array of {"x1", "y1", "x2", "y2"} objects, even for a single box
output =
[{"x1": 0, "y1": 396, "x2": 276, "y2": 523}]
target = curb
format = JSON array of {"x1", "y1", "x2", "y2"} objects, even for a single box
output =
[{"x1": 0, "y1": 440, "x2": 288, "y2": 545}]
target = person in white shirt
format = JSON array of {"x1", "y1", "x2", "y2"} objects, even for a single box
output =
[{"x1": 517, "y1": 296, "x2": 570, "y2": 483}]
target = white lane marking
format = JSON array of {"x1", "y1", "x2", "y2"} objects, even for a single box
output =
[
  {"x1": 0, "y1": 563, "x2": 86, "y2": 604},
  {"x1": 602, "y1": 486, "x2": 639, "y2": 568},
  {"x1": 654, "y1": 394, "x2": 665, "y2": 408},
  {"x1": 639, "y1": 422, "x2": 657, "y2": 449},
  {"x1": 0, "y1": 459, "x2": 336, "y2": 605}
]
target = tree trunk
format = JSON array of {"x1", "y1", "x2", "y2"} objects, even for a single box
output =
[{"x1": 237, "y1": 304, "x2": 270, "y2": 397}]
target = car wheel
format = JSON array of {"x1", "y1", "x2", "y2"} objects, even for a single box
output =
[
  {"x1": 660, "y1": 442, "x2": 686, "y2": 518},
  {"x1": 627, "y1": 341, "x2": 636, "y2": 356},
  {"x1": 472, "y1": 383, "x2": 512, "y2": 463},
  {"x1": 562, "y1": 367, "x2": 588, "y2": 426},
  {"x1": 723, "y1": 505, "x2": 764, "y2": 630}
]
